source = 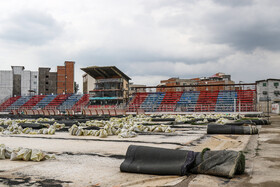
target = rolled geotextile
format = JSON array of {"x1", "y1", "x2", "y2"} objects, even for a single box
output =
[
  {"x1": 76, "y1": 119, "x2": 90, "y2": 123},
  {"x1": 244, "y1": 114, "x2": 261, "y2": 118},
  {"x1": 250, "y1": 119, "x2": 270, "y2": 125},
  {"x1": 151, "y1": 118, "x2": 176, "y2": 122},
  {"x1": 51, "y1": 116, "x2": 64, "y2": 120},
  {"x1": 223, "y1": 117, "x2": 236, "y2": 120},
  {"x1": 225, "y1": 119, "x2": 269, "y2": 126},
  {"x1": 207, "y1": 118, "x2": 217, "y2": 122},
  {"x1": 85, "y1": 116, "x2": 110, "y2": 120},
  {"x1": 194, "y1": 118, "x2": 205, "y2": 122},
  {"x1": 183, "y1": 119, "x2": 196, "y2": 124},
  {"x1": 38, "y1": 121, "x2": 55, "y2": 125},
  {"x1": 120, "y1": 145, "x2": 196, "y2": 175},
  {"x1": 56, "y1": 127, "x2": 69, "y2": 132},
  {"x1": 142, "y1": 122, "x2": 173, "y2": 126},
  {"x1": 120, "y1": 145, "x2": 245, "y2": 178},
  {"x1": 225, "y1": 121, "x2": 255, "y2": 126},
  {"x1": 190, "y1": 149, "x2": 245, "y2": 178},
  {"x1": 18, "y1": 123, "x2": 47, "y2": 129},
  {"x1": 57, "y1": 120, "x2": 78, "y2": 127},
  {"x1": 83, "y1": 126, "x2": 100, "y2": 130},
  {"x1": 207, "y1": 124, "x2": 258, "y2": 135}
]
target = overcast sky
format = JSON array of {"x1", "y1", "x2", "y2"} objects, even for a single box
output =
[{"x1": 0, "y1": 0, "x2": 279, "y2": 91}]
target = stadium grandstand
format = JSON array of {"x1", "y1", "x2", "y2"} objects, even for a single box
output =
[
  {"x1": 0, "y1": 83, "x2": 257, "y2": 114},
  {"x1": 0, "y1": 64, "x2": 260, "y2": 114}
]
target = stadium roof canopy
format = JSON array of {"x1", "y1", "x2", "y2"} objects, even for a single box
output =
[{"x1": 81, "y1": 66, "x2": 131, "y2": 80}]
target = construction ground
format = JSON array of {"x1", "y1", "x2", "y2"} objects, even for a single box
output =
[{"x1": 0, "y1": 115, "x2": 280, "y2": 187}]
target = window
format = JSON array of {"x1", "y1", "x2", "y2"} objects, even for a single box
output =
[
  {"x1": 46, "y1": 75, "x2": 49, "y2": 78},
  {"x1": 34, "y1": 75, "x2": 37, "y2": 78},
  {"x1": 46, "y1": 82, "x2": 49, "y2": 85},
  {"x1": 34, "y1": 81, "x2": 37, "y2": 84},
  {"x1": 274, "y1": 82, "x2": 279, "y2": 87},
  {"x1": 263, "y1": 91, "x2": 268, "y2": 95},
  {"x1": 263, "y1": 82, "x2": 267, "y2": 87},
  {"x1": 46, "y1": 88, "x2": 49, "y2": 91}
]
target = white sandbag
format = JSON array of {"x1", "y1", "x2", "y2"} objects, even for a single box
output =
[
  {"x1": 30, "y1": 149, "x2": 45, "y2": 162},
  {"x1": 16, "y1": 148, "x2": 32, "y2": 161},
  {"x1": 0, "y1": 145, "x2": 5, "y2": 159}
]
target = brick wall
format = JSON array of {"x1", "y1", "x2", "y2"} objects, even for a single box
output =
[
  {"x1": 57, "y1": 66, "x2": 66, "y2": 94},
  {"x1": 65, "y1": 61, "x2": 74, "y2": 93}
]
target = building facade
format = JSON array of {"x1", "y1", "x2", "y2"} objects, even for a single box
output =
[
  {"x1": 82, "y1": 73, "x2": 96, "y2": 94},
  {"x1": 81, "y1": 66, "x2": 131, "y2": 106},
  {"x1": 157, "y1": 78, "x2": 196, "y2": 92},
  {"x1": 256, "y1": 79, "x2": 280, "y2": 103},
  {"x1": 57, "y1": 61, "x2": 75, "y2": 94},
  {"x1": 157, "y1": 73, "x2": 235, "y2": 92},
  {"x1": 129, "y1": 83, "x2": 146, "y2": 97},
  {"x1": 38, "y1": 61, "x2": 75, "y2": 95},
  {"x1": 38, "y1": 68, "x2": 57, "y2": 95},
  {"x1": 0, "y1": 66, "x2": 38, "y2": 101},
  {"x1": 256, "y1": 79, "x2": 280, "y2": 113}
]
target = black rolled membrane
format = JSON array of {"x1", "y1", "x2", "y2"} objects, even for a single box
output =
[{"x1": 120, "y1": 145, "x2": 245, "y2": 178}]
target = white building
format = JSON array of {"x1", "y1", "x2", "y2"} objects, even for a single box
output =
[
  {"x1": 0, "y1": 66, "x2": 38, "y2": 101},
  {"x1": 256, "y1": 79, "x2": 280, "y2": 112},
  {"x1": 82, "y1": 73, "x2": 96, "y2": 94},
  {"x1": 256, "y1": 79, "x2": 280, "y2": 103}
]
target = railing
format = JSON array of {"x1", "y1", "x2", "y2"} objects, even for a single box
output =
[{"x1": 126, "y1": 102, "x2": 256, "y2": 112}]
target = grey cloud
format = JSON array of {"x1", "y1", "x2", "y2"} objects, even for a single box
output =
[
  {"x1": 150, "y1": 0, "x2": 280, "y2": 51},
  {"x1": 0, "y1": 10, "x2": 63, "y2": 45},
  {"x1": 212, "y1": 0, "x2": 254, "y2": 7},
  {"x1": 203, "y1": 9, "x2": 280, "y2": 51},
  {"x1": 211, "y1": 24, "x2": 280, "y2": 51},
  {"x1": 74, "y1": 49, "x2": 217, "y2": 66}
]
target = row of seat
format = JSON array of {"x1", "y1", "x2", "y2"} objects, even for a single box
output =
[
  {"x1": 128, "y1": 90, "x2": 256, "y2": 112},
  {"x1": 0, "y1": 94, "x2": 89, "y2": 112}
]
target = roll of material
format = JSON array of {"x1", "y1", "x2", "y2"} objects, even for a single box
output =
[
  {"x1": 120, "y1": 145, "x2": 245, "y2": 178},
  {"x1": 225, "y1": 121, "x2": 255, "y2": 126},
  {"x1": 151, "y1": 118, "x2": 176, "y2": 122},
  {"x1": 57, "y1": 120, "x2": 78, "y2": 127},
  {"x1": 207, "y1": 124, "x2": 258, "y2": 134},
  {"x1": 225, "y1": 119, "x2": 269, "y2": 126},
  {"x1": 18, "y1": 123, "x2": 47, "y2": 129},
  {"x1": 190, "y1": 149, "x2": 245, "y2": 178},
  {"x1": 120, "y1": 145, "x2": 196, "y2": 175}
]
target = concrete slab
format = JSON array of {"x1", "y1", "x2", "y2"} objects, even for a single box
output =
[{"x1": 1, "y1": 115, "x2": 276, "y2": 187}]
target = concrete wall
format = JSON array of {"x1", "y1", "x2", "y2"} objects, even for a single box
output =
[
  {"x1": 38, "y1": 68, "x2": 57, "y2": 95},
  {"x1": 0, "y1": 71, "x2": 13, "y2": 101},
  {"x1": 0, "y1": 67, "x2": 39, "y2": 101},
  {"x1": 83, "y1": 74, "x2": 95, "y2": 94},
  {"x1": 272, "y1": 103, "x2": 280, "y2": 114},
  {"x1": 30, "y1": 71, "x2": 38, "y2": 95},
  {"x1": 11, "y1": 66, "x2": 39, "y2": 97}
]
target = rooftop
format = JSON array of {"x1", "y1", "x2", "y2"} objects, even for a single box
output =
[{"x1": 81, "y1": 66, "x2": 131, "y2": 81}]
